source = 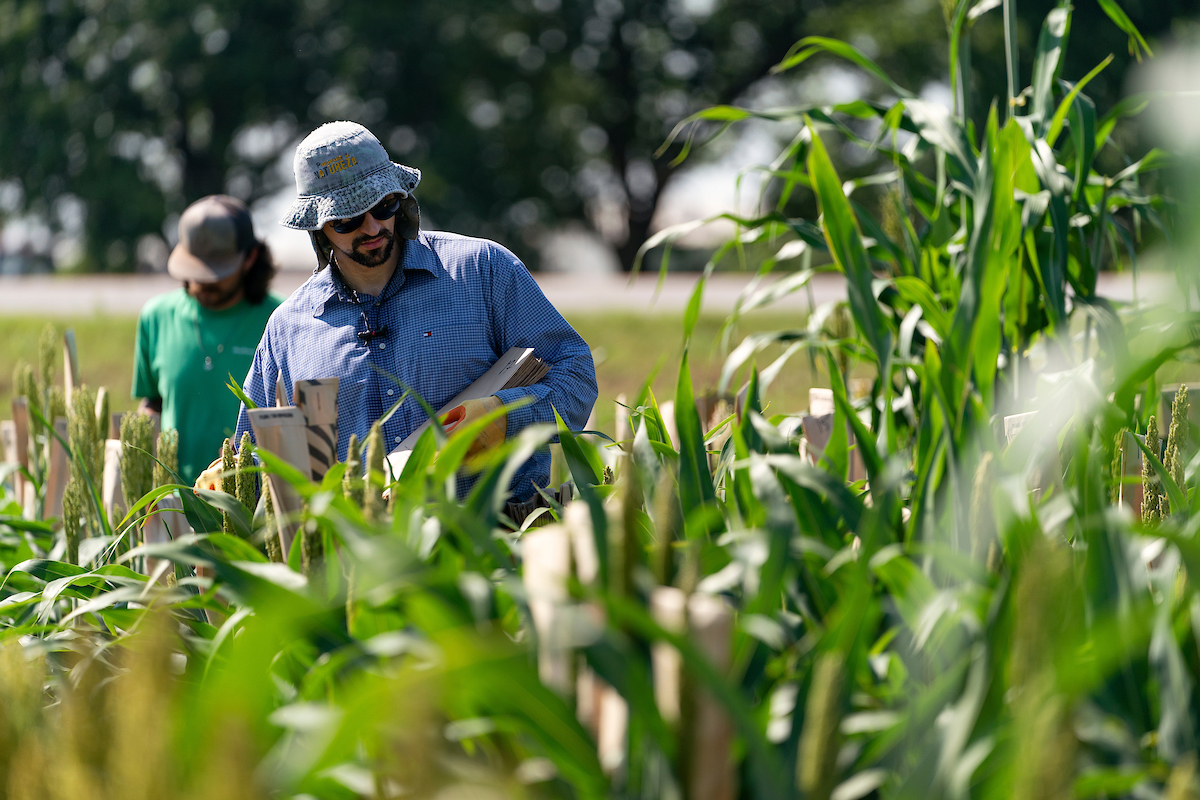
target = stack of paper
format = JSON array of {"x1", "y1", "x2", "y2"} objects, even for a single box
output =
[
  {"x1": 503, "y1": 352, "x2": 549, "y2": 390},
  {"x1": 385, "y1": 346, "x2": 548, "y2": 475}
]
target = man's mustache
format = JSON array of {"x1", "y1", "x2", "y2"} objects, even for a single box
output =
[{"x1": 353, "y1": 229, "x2": 393, "y2": 249}]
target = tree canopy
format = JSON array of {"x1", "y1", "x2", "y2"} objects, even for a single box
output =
[{"x1": 0, "y1": 0, "x2": 1190, "y2": 271}]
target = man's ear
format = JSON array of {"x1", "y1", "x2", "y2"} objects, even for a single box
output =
[
  {"x1": 397, "y1": 194, "x2": 420, "y2": 240},
  {"x1": 310, "y1": 231, "x2": 335, "y2": 269}
]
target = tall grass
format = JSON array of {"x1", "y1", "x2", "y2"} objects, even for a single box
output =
[{"x1": 0, "y1": 2, "x2": 1193, "y2": 798}]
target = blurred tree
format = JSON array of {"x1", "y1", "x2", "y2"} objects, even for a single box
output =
[
  {"x1": 0, "y1": 0, "x2": 321, "y2": 271},
  {"x1": 0, "y1": 0, "x2": 1193, "y2": 272}
]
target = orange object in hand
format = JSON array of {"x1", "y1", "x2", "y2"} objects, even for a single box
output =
[
  {"x1": 443, "y1": 396, "x2": 506, "y2": 459},
  {"x1": 193, "y1": 457, "x2": 224, "y2": 492},
  {"x1": 440, "y1": 404, "x2": 467, "y2": 431}
]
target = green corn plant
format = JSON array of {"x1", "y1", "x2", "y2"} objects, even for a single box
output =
[
  {"x1": 119, "y1": 412, "x2": 155, "y2": 544},
  {"x1": 1165, "y1": 385, "x2": 1189, "y2": 495},
  {"x1": 36, "y1": 324, "x2": 55, "y2": 406},
  {"x1": 94, "y1": 386, "x2": 110, "y2": 442},
  {"x1": 798, "y1": 652, "x2": 845, "y2": 800},
  {"x1": 219, "y1": 436, "x2": 236, "y2": 536},
  {"x1": 364, "y1": 421, "x2": 385, "y2": 523},
  {"x1": 61, "y1": 479, "x2": 84, "y2": 566},
  {"x1": 63, "y1": 385, "x2": 102, "y2": 556},
  {"x1": 45, "y1": 386, "x2": 65, "y2": 429},
  {"x1": 235, "y1": 431, "x2": 255, "y2": 523},
  {"x1": 11, "y1": 362, "x2": 35, "y2": 407},
  {"x1": 12, "y1": 361, "x2": 37, "y2": 442},
  {"x1": 263, "y1": 488, "x2": 283, "y2": 563},
  {"x1": 153, "y1": 428, "x2": 178, "y2": 489},
  {"x1": 1, "y1": 3, "x2": 1195, "y2": 799},
  {"x1": 1143, "y1": 415, "x2": 1164, "y2": 524},
  {"x1": 1110, "y1": 428, "x2": 1126, "y2": 506},
  {"x1": 343, "y1": 432, "x2": 363, "y2": 507},
  {"x1": 968, "y1": 450, "x2": 995, "y2": 561},
  {"x1": 300, "y1": 517, "x2": 323, "y2": 583},
  {"x1": 67, "y1": 386, "x2": 101, "y2": 490}
]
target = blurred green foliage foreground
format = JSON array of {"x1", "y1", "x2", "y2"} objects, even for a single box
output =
[{"x1": 3, "y1": 4, "x2": 1200, "y2": 799}]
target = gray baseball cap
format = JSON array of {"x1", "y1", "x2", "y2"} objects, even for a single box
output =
[
  {"x1": 167, "y1": 195, "x2": 256, "y2": 282},
  {"x1": 280, "y1": 121, "x2": 422, "y2": 232}
]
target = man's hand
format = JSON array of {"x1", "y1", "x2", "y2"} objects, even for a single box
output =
[
  {"x1": 138, "y1": 396, "x2": 163, "y2": 414},
  {"x1": 194, "y1": 457, "x2": 224, "y2": 492},
  {"x1": 442, "y1": 396, "x2": 507, "y2": 459}
]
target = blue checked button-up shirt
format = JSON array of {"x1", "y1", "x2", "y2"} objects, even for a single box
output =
[{"x1": 233, "y1": 230, "x2": 597, "y2": 500}]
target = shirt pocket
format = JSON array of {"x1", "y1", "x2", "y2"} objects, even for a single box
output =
[{"x1": 406, "y1": 323, "x2": 496, "y2": 408}]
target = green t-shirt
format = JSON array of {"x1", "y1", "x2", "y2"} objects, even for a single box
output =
[{"x1": 132, "y1": 289, "x2": 283, "y2": 487}]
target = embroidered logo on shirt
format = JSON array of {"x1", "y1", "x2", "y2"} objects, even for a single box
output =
[{"x1": 422, "y1": 331, "x2": 432, "y2": 337}]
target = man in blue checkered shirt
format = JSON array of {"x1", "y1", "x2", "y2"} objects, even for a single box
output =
[{"x1": 232, "y1": 121, "x2": 596, "y2": 501}]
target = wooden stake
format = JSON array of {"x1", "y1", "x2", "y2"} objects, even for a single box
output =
[
  {"x1": 11, "y1": 399, "x2": 29, "y2": 504},
  {"x1": 596, "y1": 684, "x2": 628, "y2": 775},
  {"x1": 576, "y1": 662, "x2": 600, "y2": 735},
  {"x1": 44, "y1": 417, "x2": 69, "y2": 518},
  {"x1": 650, "y1": 586, "x2": 687, "y2": 725},
  {"x1": 247, "y1": 407, "x2": 310, "y2": 556},
  {"x1": 804, "y1": 388, "x2": 866, "y2": 482},
  {"x1": 1, "y1": 421, "x2": 18, "y2": 496},
  {"x1": 566, "y1": 501, "x2": 599, "y2": 586},
  {"x1": 94, "y1": 387, "x2": 108, "y2": 432},
  {"x1": 10, "y1": 399, "x2": 30, "y2": 464},
  {"x1": 63, "y1": 330, "x2": 79, "y2": 405},
  {"x1": 102, "y1": 439, "x2": 125, "y2": 522},
  {"x1": 143, "y1": 493, "x2": 188, "y2": 582},
  {"x1": 658, "y1": 401, "x2": 679, "y2": 449},
  {"x1": 809, "y1": 388, "x2": 834, "y2": 416},
  {"x1": 800, "y1": 413, "x2": 834, "y2": 464},
  {"x1": 521, "y1": 524, "x2": 573, "y2": 696},
  {"x1": 685, "y1": 593, "x2": 737, "y2": 800},
  {"x1": 293, "y1": 378, "x2": 340, "y2": 482},
  {"x1": 1119, "y1": 432, "x2": 1144, "y2": 517}
]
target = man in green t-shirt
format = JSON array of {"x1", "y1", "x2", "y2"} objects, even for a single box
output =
[{"x1": 132, "y1": 195, "x2": 283, "y2": 487}]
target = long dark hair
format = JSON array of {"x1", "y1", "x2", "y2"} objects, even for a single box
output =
[
  {"x1": 311, "y1": 230, "x2": 334, "y2": 271},
  {"x1": 243, "y1": 240, "x2": 278, "y2": 304}
]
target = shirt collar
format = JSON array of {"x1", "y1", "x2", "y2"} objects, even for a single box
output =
[{"x1": 309, "y1": 232, "x2": 444, "y2": 316}]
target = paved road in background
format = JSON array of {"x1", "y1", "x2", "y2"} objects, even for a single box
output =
[{"x1": 0, "y1": 270, "x2": 1170, "y2": 317}]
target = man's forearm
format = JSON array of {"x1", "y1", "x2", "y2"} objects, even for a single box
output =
[
  {"x1": 139, "y1": 396, "x2": 163, "y2": 414},
  {"x1": 496, "y1": 354, "x2": 597, "y2": 437}
]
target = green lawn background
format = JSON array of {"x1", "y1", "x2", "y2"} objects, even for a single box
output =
[{"x1": 0, "y1": 311, "x2": 820, "y2": 438}]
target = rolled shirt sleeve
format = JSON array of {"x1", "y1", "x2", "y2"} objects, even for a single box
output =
[{"x1": 485, "y1": 242, "x2": 597, "y2": 441}]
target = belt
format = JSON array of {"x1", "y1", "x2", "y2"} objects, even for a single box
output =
[{"x1": 506, "y1": 483, "x2": 574, "y2": 530}]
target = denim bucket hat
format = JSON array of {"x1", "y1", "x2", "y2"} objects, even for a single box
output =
[{"x1": 281, "y1": 121, "x2": 421, "y2": 234}]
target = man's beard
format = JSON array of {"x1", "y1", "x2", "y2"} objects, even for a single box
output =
[
  {"x1": 340, "y1": 229, "x2": 395, "y2": 268},
  {"x1": 188, "y1": 280, "x2": 243, "y2": 309}
]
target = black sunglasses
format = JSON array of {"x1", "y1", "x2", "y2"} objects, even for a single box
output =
[{"x1": 329, "y1": 194, "x2": 403, "y2": 235}]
